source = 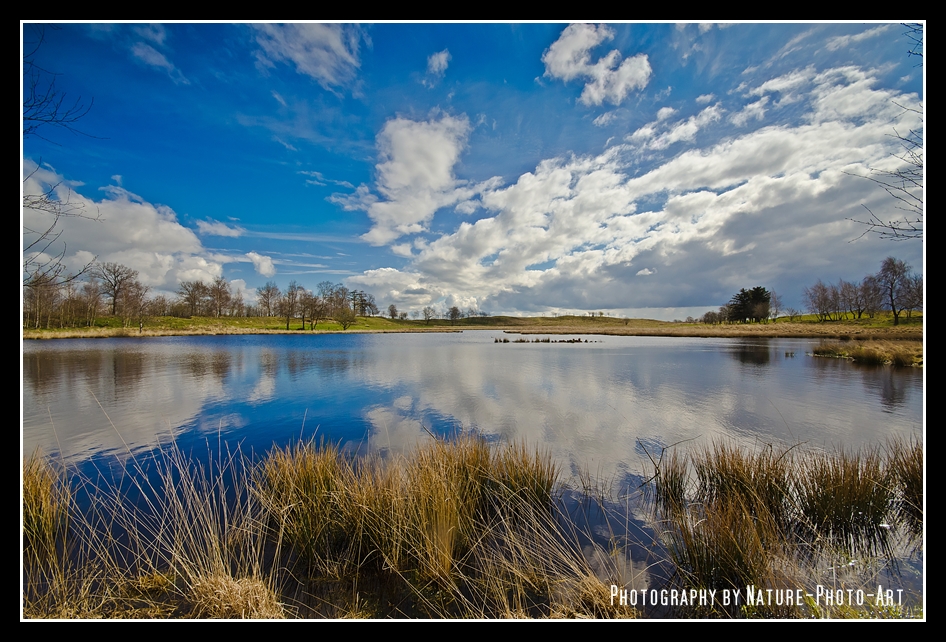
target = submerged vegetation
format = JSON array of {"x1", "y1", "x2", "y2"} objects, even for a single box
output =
[{"x1": 23, "y1": 434, "x2": 923, "y2": 619}]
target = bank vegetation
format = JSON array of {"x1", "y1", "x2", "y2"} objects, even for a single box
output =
[{"x1": 23, "y1": 434, "x2": 922, "y2": 619}]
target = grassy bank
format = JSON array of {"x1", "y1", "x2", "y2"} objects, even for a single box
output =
[
  {"x1": 22, "y1": 311, "x2": 923, "y2": 341},
  {"x1": 23, "y1": 435, "x2": 923, "y2": 619}
]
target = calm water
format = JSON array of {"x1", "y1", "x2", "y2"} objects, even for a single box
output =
[
  {"x1": 23, "y1": 332, "x2": 923, "y2": 476},
  {"x1": 21, "y1": 331, "x2": 925, "y2": 611}
]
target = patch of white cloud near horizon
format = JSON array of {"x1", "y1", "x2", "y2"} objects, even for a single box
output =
[
  {"x1": 197, "y1": 219, "x2": 245, "y2": 237},
  {"x1": 343, "y1": 64, "x2": 920, "y2": 313},
  {"x1": 22, "y1": 160, "x2": 224, "y2": 288},
  {"x1": 330, "y1": 113, "x2": 503, "y2": 245},
  {"x1": 245, "y1": 251, "x2": 277, "y2": 277},
  {"x1": 542, "y1": 23, "x2": 652, "y2": 106},
  {"x1": 252, "y1": 23, "x2": 362, "y2": 90}
]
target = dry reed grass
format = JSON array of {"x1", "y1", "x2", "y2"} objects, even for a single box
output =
[
  {"x1": 812, "y1": 340, "x2": 923, "y2": 366},
  {"x1": 24, "y1": 436, "x2": 634, "y2": 619},
  {"x1": 647, "y1": 439, "x2": 923, "y2": 618}
]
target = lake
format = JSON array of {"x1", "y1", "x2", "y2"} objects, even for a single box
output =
[
  {"x1": 22, "y1": 331, "x2": 923, "y2": 474},
  {"x1": 22, "y1": 331, "x2": 925, "y2": 614}
]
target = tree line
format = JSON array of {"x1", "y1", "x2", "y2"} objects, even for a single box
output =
[
  {"x1": 802, "y1": 256, "x2": 922, "y2": 326},
  {"x1": 22, "y1": 263, "x2": 385, "y2": 331},
  {"x1": 696, "y1": 256, "x2": 921, "y2": 326}
]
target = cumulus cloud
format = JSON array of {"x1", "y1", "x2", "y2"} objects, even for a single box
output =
[
  {"x1": 245, "y1": 251, "x2": 277, "y2": 277},
  {"x1": 542, "y1": 23, "x2": 652, "y2": 106},
  {"x1": 252, "y1": 23, "x2": 364, "y2": 90},
  {"x1": 330, "y1": 113, "x2": 501, "y2": 245},
  {"x1": 340, "y1": 64, "x2": 921, "y2": 317},
  {"x1": 197, "y1": 219, "x2": 246, "y2": 237},
  {"x1": 22, "y1": 161, "x2": 220, "y2": 288}
]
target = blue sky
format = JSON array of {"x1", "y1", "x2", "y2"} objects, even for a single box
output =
[{"x1": 22, "y1": 22, "x2": 924, "y2": 320}]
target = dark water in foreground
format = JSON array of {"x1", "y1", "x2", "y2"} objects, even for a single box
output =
[{"x1": 22, "y1": 331, "x2": 924, "y2": 613}]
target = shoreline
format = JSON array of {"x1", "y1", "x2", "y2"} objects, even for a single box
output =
[{"x1": 22, "y1": 321, "x2": 923, "y2": 342}]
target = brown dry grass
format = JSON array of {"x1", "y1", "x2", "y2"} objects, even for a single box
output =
[{"x1": 812, "y1": 339, "x2": 923, "y2": 366}]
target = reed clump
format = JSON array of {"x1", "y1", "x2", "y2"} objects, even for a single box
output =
[
  {"x1": 23, "y1": 451, "x2": 70, "y2": 566},
  {"x1": 887, "y1": 435, "x2": 923, "y2": 543},
  {"x1": 648, "y1": 439, "x2": 923, "y2": 618},
  {"x1": 25, "y1": 436, "x2": 633, "y2": 619}
]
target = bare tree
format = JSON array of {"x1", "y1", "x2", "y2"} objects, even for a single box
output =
[
  {"x1": 876, "y1": 257, "x2": 911, "y2": 325},
  {"x1": 422, "y1": 306, "x2": 436, "y2": 325},
  {"x1": 804, "y1": 280, "x2": 832, "y2": 322},
  {"x1": 281, "y1": 280, "x2": 301, "y2": 330},
  {"x1": 849, "y1": 24, "x2": 923, "y2": 241},
  {"x1": 92, "y1": 262, "x2": 139, "y2": 316},
  {"x1": 178, "y1": 280, "x2": 210, "y2": 317},
  {"x1": 208, "y1": 276, "x2": 231, "y2": 318},
  {"x1": 22, "y1": 26, "x2": 99, "y2": 288},
  {"x1": 256, "y1": 281, "x2": 280, "y2": 317},
  {"x1": 388, "y1": 303, "x2": 398, "y2": 320},
  {"x1": 448, "y1": 306, "x2": 462, "y2": 325}
]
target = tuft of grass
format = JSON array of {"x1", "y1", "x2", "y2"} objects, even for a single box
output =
[
  {"x1": 887, "y1": 435, "x2": 923, "y2": 543},
  {"x1": 23, "y1": 450, "x2": 70, "y2": 565},
  {"x1": 189, "y1": 575, "x2": 285, "y2": 619},
  {"x1": 794, "y1": 446, "x2": 894, "y2": 559},
  {"x1": 645, "y1": 439, "x2": 921, "y2": 618},
  {"x1": 693, "y1": 441, "x2": 793, "y2": 531}
]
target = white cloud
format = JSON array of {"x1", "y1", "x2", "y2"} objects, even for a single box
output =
[
  {"x1": 245, "y1": 251, "x2": 277, "y2": 277},
  {"x1": 131, "y1": 42, "x2": 189, "y2": 84},
  {"x1": 343, "y1": 64, "x2": 920, "y2": 317},
  {"x1": 825, "y1": 24, "x2": 894, "y2": 51},
  {"x1": 252, "y1": 23, "x2": 363, "y2": 90},
  {"x1": 656, "y1": 106, "x2": 677, "y2": 121},
  {"x1": 696, "y1": 93, "x2": 715, "y2": 104},
  {"x1": 592, "y1": 111, "x2": 617, "y2": 127},
  {"x1": 331, "y1": 113, "x2": 503, "y2": 245},
  {"x1": 542, "y1": 24, "x2": 652, "y2": 106},
  {"x1": 427, "y1": 49, "x2": 451, "y2": 76},
  {"x1": 197, "y1": 219, "x2": 246, "y2": 237},
  {"x1": 22, "y1": 161, "x2": 220, "y2": 288},
  {"x1": 633, "y1": 104, "x2": 724, "y2": 151},
  {"x1": 730, "y1": 97, "x2": 769, "y2": 127}
]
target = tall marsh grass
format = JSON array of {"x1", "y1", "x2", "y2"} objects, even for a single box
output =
[
  {"x1": 24, "y1": 435, "x2": 632, "y2": 619},
  {"x1": 647, "y1": 438, "x2": 924, "y2": 617}
]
